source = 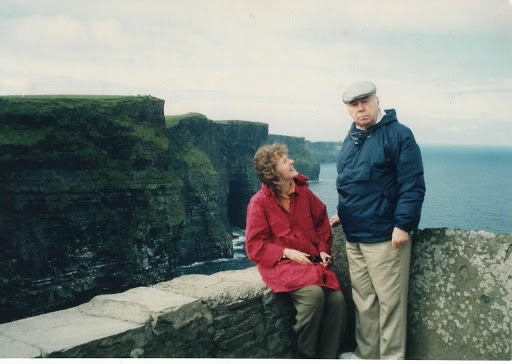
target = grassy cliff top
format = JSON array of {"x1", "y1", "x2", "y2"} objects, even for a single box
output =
[
  {"x1": 165, "y1": 112, "x2": 208, "y2": 128},
  {"x1": 0, "y1": 95, "x2": 168, "y2": 170},
  {"x1": 214, "y1": 119, "x2": 268, "y2": 127},
  {"x1": 0, "y1": 95, "x2": 163, "y2": 115}
]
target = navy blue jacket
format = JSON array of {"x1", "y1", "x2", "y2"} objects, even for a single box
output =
[{"x1": 336, "y1": 109, "x2": 425, "y2": 243}]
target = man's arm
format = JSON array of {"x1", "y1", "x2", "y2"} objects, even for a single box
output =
[{"x1": 392, "y1": 128, "x2": 426, "y2": 241}]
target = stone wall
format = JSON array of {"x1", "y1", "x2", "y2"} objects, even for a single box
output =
[
  {"x1": 1, "y1": 227, "x2": 510, "y2": 359},
  {"x1": 0, "y1": 267, "x2": 295, "y2": 358}
]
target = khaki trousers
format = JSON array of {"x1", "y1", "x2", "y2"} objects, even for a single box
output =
[
  {"x1": 346, "y1": 238, "x2": 411, "y2": 359},
  {"x1": 288, "y1": 285, "x2": 347, "y2": 358}
]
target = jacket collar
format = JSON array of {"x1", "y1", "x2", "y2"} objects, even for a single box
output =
[
  {"x1": 262, "y1": 173, "x2": 309, "y2": 197},
  {"x1": 348, "y1": 109, "x2": 398, "y2": 146}
]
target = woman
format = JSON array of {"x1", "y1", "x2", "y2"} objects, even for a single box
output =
[{"x1": 245, "y1": 143, "x2": 346, "y2": 359}]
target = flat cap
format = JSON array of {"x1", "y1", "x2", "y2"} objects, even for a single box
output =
[{"x1": 342, "y1": 81, "x2": 377, "y2": 103}]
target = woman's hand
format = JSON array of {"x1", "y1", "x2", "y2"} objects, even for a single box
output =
[
  {"x1": 319, "y1": 251, "x2": 332, "y2": 267},
  {"x1": 329, "y1": 214, "x2": 340, "y2": 227},
  {"x1": 283, "y1": 248, "x2": 312, "y2": 265}
]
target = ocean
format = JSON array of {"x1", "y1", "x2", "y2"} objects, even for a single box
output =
[{"x1": 172, "y1": 145, "x2": 512, "y2": 277}]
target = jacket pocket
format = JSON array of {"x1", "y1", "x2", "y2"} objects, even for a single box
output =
[
  {"x1": 336, "y1": 165, "x2": 370, "y2": 186},
  {"x1": 277, "y1": 261, "x2": 315, "y2": 290}
]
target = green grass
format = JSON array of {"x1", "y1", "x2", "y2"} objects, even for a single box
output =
[
  {"x1": 165, "y1": 112, "x2": 207, "y2": 128},
  {"x1": 113, "y1": 116, "x2": 169, "y2": 149},
  {"x1": 183, "y1": 144, "x2": 217, "y2": 175},
  {"x1": 0, "y1": 95, "x2": 161, "y2": 115},
  {"x1": 0, "y1": 124, "x2": 49, "y2": 146}
]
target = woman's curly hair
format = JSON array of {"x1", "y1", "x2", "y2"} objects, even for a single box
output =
[{"x1": 253, "y1": 143, "x2": 288, "y2": 195}]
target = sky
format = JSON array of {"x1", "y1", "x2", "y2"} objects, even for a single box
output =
[{"x1": 1, "y1": 0, "x2": 511, "y2": 146}]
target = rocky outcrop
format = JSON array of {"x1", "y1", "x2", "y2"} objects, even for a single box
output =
[
  {"x1": 0, "y1": 98, "x2": 267, "y2": 323},
  {"x1": 306, "y1": 141, "x2": 342, "y2": 163},
  {"x1": 0, "y1": 228, "x2": 510, "y2": 359},
  {"x1": 267, "y1": 134, "x2": 320, "y2": 180}
]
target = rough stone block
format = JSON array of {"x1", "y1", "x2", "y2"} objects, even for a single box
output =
[
  {"x1": 213, "y1": 307, "x2": 261, "y2": 332},
  {"x1": 0, "y1": 307, "x2": 146, "y2": 357},
  {"x1": 76, "y1": 285, "x2": 216, "y2": 357},
  {"x1": 0, "y1": 336, "x2": 41, "y2": 358},
  {"x1": 266, "y1": 328, "x2": 294, "y2": 355},
  {"x1": 214, "y1": 314, "x2": 265, "y2": 342},
  {"x1": 78, "y1": 286, "x2": 212, "y2": 334},
  {"x1": 407, "y1": 229, "x2": 511, "y2": 360},
  {"x1": 155, "y1": 267, "x2": 267, "y2": 308}
]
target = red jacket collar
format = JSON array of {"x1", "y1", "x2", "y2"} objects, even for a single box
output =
[{"x1": 261, "y1": 173, "x2": 309, "y2": 196}]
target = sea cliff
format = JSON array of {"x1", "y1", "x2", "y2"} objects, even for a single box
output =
[
  {"x1": 307, "y1": 140, "x2": 342, "y2": 163},
  {"x1": 0, "y1": 96, "x2": 319, "y2": 323}
]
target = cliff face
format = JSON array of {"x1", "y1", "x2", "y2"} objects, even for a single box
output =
[
  {"x1": 0, "y1": 98, "x2": 267, "y2": 323},
  {"x1": 215, "y1": 120, "x2": 267, "y2": 228},
  {"x1": 0, "y1": 96, "x2": 185, "y2": 323},
  {"x1": 306, "y1": 141, "x2": 342, "y2": 163},
  {"x1": 166, "y1": 115, "x2": 267, "y2": 263},
  {"x1": 267, "y1": 134, "x2": 320, "y2": 180}
]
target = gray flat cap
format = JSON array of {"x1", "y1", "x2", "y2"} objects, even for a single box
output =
[{"x1": 342, "y1": 81, "x2": 377, "y2": 103}]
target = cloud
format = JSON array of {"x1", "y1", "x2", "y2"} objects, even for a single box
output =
[
  {"x1": 6, "y1": 14, "x2": 124, "y2": 47},
  {"x1": 11, "y1": 15, "x2": 87, "y2": 44},
  {"x1": 0, "y1": 0, "x2": 511, "y2": 146},
  {"x1": 90, "y1": 19, "x2": 123, "y2": 44}
]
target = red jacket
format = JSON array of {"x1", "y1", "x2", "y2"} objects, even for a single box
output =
[{"x1": 245, "y1": 174, "x2": 341, "y2": 293}]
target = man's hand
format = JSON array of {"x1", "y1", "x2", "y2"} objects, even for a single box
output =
[
  {"x1": 329, "y1": 214, "x2": 340, "y2": 227},
  {"x1": 391, "y1": 227, "x2": 409, "y2": 248},
  {"x1": 283, "y1": 248, "x2": 312, "y2": 265}
]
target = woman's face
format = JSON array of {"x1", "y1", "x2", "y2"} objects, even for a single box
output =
[{"x1": 276, "y1": 154, "x2": 298, "y2": 183}]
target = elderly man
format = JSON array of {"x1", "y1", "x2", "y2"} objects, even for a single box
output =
[{"x1": 330, "y1": 82, "x2": 425, "y2": 360}]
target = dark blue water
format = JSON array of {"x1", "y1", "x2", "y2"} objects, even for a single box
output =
[{"x1": 173, "y1": 145, "x2": 512, "y2": 277}]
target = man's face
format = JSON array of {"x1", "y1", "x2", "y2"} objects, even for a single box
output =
[{"x1": 346, "y1": 95, "x2": 379, "y2": 130}]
